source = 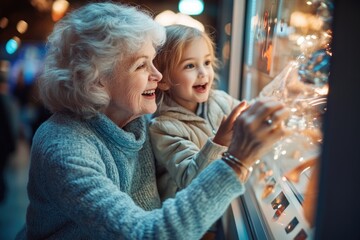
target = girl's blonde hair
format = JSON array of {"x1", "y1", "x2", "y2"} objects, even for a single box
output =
[{"x1": 153, "y1": 24, "x2": 220, "y2": 103}]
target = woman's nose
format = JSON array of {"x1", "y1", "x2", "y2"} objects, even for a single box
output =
[{"x1": 150, "y1": 66, "x2": 162, "y2": 82}]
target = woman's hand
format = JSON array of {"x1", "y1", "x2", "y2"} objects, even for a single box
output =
[
  {"x1": 228, "y1": 97, "x2": 290, "y2": 169},
  {"x1": 213, "y1": 101, "x2": 248, "y2": 147}
]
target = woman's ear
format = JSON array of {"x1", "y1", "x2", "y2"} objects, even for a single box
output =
[
  {"x1": 98, "y1": 77, "x2": 106, "y2": 88},
  {"x1": 158, "y1": 81, "x2": 170, "y2": 91},
  {"x1": 99, "y1": 78, "x2": 111, "y2": 91}
]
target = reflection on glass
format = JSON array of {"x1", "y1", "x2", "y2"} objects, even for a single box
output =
[
  {"x1": 262, "y1": 177, "x2": 276, "y2": 199},
  {"x1": 271, "y1": 192, "x2": 290, "y2": 221}
]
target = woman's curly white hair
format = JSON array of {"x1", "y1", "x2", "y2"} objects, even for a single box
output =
[{"x1": 39, "y1": 2, "x2": 166, "y2": 118}]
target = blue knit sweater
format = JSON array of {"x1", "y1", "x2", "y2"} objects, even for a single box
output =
[{"x1": 16, "y1": 112, "x2": 245, "y2": 239}]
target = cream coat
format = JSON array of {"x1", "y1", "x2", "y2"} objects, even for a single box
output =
[{"x1": 149, "y1": 89, "x2": 241, "y2": 200}]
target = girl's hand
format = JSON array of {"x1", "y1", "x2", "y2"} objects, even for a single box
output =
[{"x1": 213, "y1": 101, "x2": 248, "y2": 146}]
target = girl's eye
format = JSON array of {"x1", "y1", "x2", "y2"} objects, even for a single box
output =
[
  {"x1": 184, "y1": 63, "x2": 195, "y2": 69},
  {"x1": 205, "y1": 60, "x2": 212, "y2": 66}
]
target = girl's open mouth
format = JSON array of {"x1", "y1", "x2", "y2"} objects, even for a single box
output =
[{"x1": 193, "y1": 83, "x2": 208, "y2": 92}]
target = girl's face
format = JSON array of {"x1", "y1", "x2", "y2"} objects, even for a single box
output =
[
  {"x1": 104, "y1": 40, "x2": 162, "y2": 127},
  {"x1": 168, "y1": 37, "x2": 215, "y2": 112}
]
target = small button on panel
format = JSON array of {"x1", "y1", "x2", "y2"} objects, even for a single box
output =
[{"x1": 285, "y1": 217, "x2": 299, "y2": 234}]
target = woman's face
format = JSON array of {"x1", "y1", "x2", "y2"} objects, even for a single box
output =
[
  {"x1": 104, "y1": 40, "x2": 162, "y2": 127},
  {"x1": 168, "y1": 37, "x2": 215, "y2": 112}
]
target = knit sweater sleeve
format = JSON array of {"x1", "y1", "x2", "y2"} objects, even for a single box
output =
[
  {"x1": 36, "y1": 143, "x2": 244, "y2": 239},
  {"x1": 156, "y1": 160, "x2": 245, "y2": 239}
]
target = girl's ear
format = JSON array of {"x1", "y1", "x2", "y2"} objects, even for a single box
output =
[{"x1": 158, "y1": 81, "x2": 170, "y2": 91}]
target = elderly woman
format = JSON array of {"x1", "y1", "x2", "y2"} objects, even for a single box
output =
[{"x1": 16, "y1": 2, "x2": 288, "y2": 239}]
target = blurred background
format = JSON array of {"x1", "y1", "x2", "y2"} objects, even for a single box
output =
[{"x1": 0, "y1": 0, "x2": 233, "y2": 239}]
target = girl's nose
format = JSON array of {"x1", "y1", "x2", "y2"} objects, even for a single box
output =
[{"x1": 198, "y1": 66, "x2": 207, "y2": 78}]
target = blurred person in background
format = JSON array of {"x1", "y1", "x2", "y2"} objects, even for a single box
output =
[{"x1": 0, "y1": 60, "x2": 17, "y2": 202}]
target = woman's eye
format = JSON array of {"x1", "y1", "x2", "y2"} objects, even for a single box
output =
[
  {"x1": 184, "y1": 63, "x2": 195, "y2": 69},
  {"x1": 136, "y1": 63, "x2": 146, "y2": 70}
]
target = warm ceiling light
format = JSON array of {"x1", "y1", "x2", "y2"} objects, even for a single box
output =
[
  {"x1": 52, "y1": 0, "x2": 69, "y2": 22},
  {"x1": 155, "y1": 10, "x2": 204, "y2": 32},
  {"x1": 17, "y1": 20, "x2": 28, "y2": 34},
  {"x1": 30, "y1": 0, "x2": 53, "y2": 12},
  {"x1": 224, "y1": 23, "x2": 231, "y2": 36},
  {"x1": 0, "y1": 17, "x2": 9, "y2": 29}
]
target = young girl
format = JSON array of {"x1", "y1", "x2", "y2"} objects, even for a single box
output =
[{"x1": 149, "y1": 24, "x2": 247, "y2": 201}]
